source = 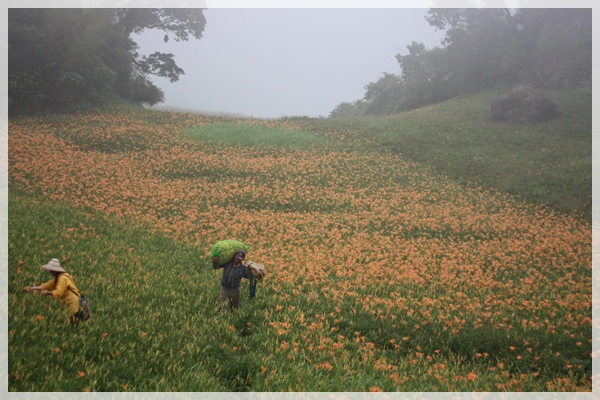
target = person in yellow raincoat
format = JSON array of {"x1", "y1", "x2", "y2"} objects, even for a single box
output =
[{"x1": 23, "y1": 258, "x2": 84, "y2": 325}]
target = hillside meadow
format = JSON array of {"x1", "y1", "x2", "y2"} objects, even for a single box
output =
[
  {"x1": 7, "y1": 92, "x2": 592, "y2": 392},
  {"x1": 289, "y1": 87, "x2": 592, "y2": 223}
]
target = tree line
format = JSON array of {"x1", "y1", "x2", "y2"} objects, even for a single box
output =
[
  {"x1": 8, "y1": 8, "x2": 591, "y2": 118},
  {"x1": 330, "y1": 8, "x2": 592, "y2": 118},
  {"x1": 8, "y1": 8, "x2": 206, "y2": 115}
]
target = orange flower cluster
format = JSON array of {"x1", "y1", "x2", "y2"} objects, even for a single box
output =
[{"x1": 9, "y1": 110, "x2": 591, "y2": 385}]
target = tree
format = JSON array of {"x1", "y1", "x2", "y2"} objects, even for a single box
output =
[
  {"x1": 8, "y1": 8, "x2": 206, "y2": 115},
  {"x1": 330, "y1": 7, "x2": 592, "y2": 118},
  {"x1": 8, "y1": 9, "x2": 50, "y2": 114},
  {"x1": 329, "y1": 100, "x2": 367, "y2": 118},
  {"x1": 9, "y1": 9, "x2": 121, "y2": 113},
  {"x1": 426, "y1": 8, "x2": 519, "y2": 91},
  {"x1": 395, "y1": 42, "x2": 455, "y2": 110},
  {"x1": 116, "y1": 9, "x2": 206, "y2": 84},
  {"x1": 513, "y1": 9, "x2": 592, "y2": 88},
  {"x1": 363, "y1": 73, "x2": 402, "y2": 115}
]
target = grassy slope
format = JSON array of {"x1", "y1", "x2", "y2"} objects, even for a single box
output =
[
  {"x1": 289, "y1": 87, "x2": 592, "y2": 222},
  {"x1": 8, "y1": 194, "x2": 233, "y2": 391},
  {"x1": 7, "y1": 88, "x2": 592, "y2": 392}
]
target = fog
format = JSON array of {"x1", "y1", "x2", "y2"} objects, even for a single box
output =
[{"x1": 135, "y1": 8, "x2": 445, "y2": 119}]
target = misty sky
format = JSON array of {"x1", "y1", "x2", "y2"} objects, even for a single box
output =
[{"x1": 135, "y1": 8, "x2": 445, "y2": 119}]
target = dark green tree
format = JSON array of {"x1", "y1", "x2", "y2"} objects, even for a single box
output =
[
  {"x1": 426, "y1": 8, "x2": 518, "y2": 91},
  {"x1": 363, "y1": 72, "x2": 402, "y2": 115},
  {"x1": 116, "y1": 8, "x2": 205, "y2": 84},
  {"x1": 8, "y1": 8, "x2": 206, "y2": 115},
  {"x1": 395, "y1": 42, "x2": 455, "y2": 110},
  {"x1": 330, "y1": 8, "x2": 591, "y2": 118},
  {"x1": 8, "y1": 9, "x2": 51, "y2": 114},
  {"x1": 329, "y1": 100, "x2": 367, "y2": 118},
  {"x1": 514, "y1": 8, "x2": 592, "y2": 88}
]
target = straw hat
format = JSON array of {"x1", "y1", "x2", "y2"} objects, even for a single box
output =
[{"x1": 40, "y1": 258, "x2": 66, "y2": 273}]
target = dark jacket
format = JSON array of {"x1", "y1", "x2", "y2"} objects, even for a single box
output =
[{"x1": 213, "y1": 260, "x2": 251, "y2": 290}]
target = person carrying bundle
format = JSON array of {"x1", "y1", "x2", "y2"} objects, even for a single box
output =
[
  {"x1": 210, "y1": 240, "x2": 267, "y2": 310},
  {"x1": 212, "y1": 250, "x2": 252, "y2": 310}
]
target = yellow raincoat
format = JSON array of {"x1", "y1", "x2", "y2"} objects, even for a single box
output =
[{"x1": 41, "y1": 273, "x2": 81, "y2": 317}]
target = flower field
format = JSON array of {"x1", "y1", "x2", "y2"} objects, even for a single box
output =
[{"x1": 8, "y1": 107, "x2": 592, "y2": 391}]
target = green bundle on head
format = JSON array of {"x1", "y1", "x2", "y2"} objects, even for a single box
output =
[{"x1": 210, "y1": 240, "x2": 250, "y2": 266}]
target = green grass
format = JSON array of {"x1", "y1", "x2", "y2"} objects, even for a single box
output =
[
  {"x1": 181, "y1": 121, "x2": 330, "y2": 150},
  {"x1": 288, "y1": 87, "x2": 592, "y2": 222},
  {"x1": 7, "y1": 87, "x2": 591, "y2": 392},
  {"x1": 8, "y1": 193, "x2": 255, "y2": 391},
  {"x1": 9, "y1": 193, "x2": 591, "y2": 391}
]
